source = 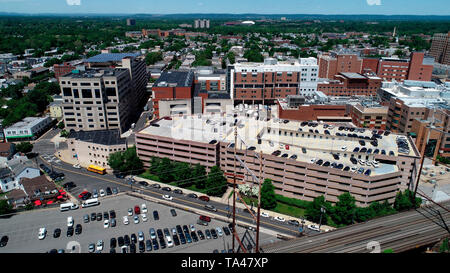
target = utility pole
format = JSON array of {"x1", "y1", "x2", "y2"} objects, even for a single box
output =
[
  {"x1": 232, "y1": 126, "x2": 237, "y2": 253},
  {"x1": 255, "y1": 150, "x2": 263, "y2": 253}
]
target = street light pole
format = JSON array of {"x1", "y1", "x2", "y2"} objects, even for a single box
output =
[{"x1": 255, "y1": 150, "x2": 263, "y2": 253}]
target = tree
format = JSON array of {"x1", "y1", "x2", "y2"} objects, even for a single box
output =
[
  {"x1": 306, "y1": 196, "x2": 332, "y2": 225},
  {"x1": 192, "y1": 164, "x2": 207, "y2": 189},
  {"x1": 172, "y1": 162, "x2": 192, "y2": 186},
  {"x1": 205, "y1": 166, "x2": 227, "y2": 197},
  {"x1": 145, "y1": 52, "x2": 163, "y2": 65},
  {"x1": 354, "y1": 206, "x2": 375, "y2": 223},
  {"x1": 15, "y1": 142, "x2": 33, "y2": 154},
  {"x1": 394, "y1": 189, "x2": 421, "y2": 211},
  {"x1": 157, "y1": 158, "x2": 174, "y2": 183},
  {"x1": 107, "y1": 146, "x2": 143, "y2": 175},
  {"x1": 331, "y1": 192, "x2": 357, "y2": 226},
  {"x1": 261, "y1": 179, "x2": 277, "y2": 210},
  {"x1": 0, "y1": 200, "x2": 13, "y2": 216}
]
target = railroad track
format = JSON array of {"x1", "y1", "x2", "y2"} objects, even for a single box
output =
[{"x1": 262, "y1": 200, "x2": 450, "y2": 253}]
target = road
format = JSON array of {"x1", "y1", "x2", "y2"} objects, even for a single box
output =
[
  {"x1": 261, "y1": 200, "x2": 450, "y2": 253},
  {"x1": 35, "y1": 155, "x2": 319, "y2": 239}
]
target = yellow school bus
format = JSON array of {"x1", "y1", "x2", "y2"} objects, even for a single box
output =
[{"x1": 87, "y1": 165, "x2": 106, "y2": 175}]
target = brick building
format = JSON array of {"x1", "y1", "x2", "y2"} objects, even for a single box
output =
[
  {"x1": 429, "y1": 31, "x2": 450, "y2": 65},
  {"x1": 317, "y1": 72, "x2": 382, "y2": 97},
  {"x1": 53, "y1": 62, "x2": 76, "y2": 80},
  {"x1": 277, "y1": 98, "x2": 347, "y2": 121},
  {"x1": 348, "y1": 103, "x2": 388, "y2": 130}
]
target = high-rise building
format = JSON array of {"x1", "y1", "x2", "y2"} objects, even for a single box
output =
[
  {"x1": 60, "y1": 53, "x2": 148, "y2": 134},
  {"x1": 194, "y1": 19, "x2": 210, "y2": 29},
  {"x1": 126, "y1": 18, "x2": 136, "y2": 26},
  {"x1": 429, "y1": 31, "x2": 450, "y2": 65}
]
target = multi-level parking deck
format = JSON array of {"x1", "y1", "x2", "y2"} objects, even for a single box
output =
[{"x1": 136, "y1": 112, "x2": 421, "y2": 207}]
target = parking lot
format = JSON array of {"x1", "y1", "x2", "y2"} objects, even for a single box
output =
[{"x1": 0, "y1": 194, "x2": 279, "y2": 253}]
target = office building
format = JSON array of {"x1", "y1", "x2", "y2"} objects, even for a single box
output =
[
  {"x1": 429, "y1": 31, "x2": 450, "y2": 65},
  {"x1": 348, "y1": 103, "x2": 389, "y2": 130},
  {"x1": 317, "y1": 72, "x2": 382, "y2": 97},
  {"x1": 67, "y1": 129, "x2": 128, "y2": 168},
  {"x1": 126, "y1": 18, "x2": 136, "y2": 26}
]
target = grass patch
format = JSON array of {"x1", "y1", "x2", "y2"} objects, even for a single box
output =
[
  {"x1": 139, "y1": 171, "x2": 160, "y2": 182},
  {"x1": 272, "y1": 202, "x2": 306, "y2": 218}
]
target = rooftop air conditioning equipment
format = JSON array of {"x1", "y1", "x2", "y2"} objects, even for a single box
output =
[
  {"x1": 430, "y1": 173, "x2": 436, "y2": 177},
  {"x1": 422, "y1": 171, "x2": 428, "y2": 175}
]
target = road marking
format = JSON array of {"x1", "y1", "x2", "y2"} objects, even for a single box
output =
[{"x1": 44, "y1": 157, "x2": 299, "y2": 235}]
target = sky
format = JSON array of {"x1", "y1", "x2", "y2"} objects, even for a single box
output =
[{"x1": 0, "y1": 0, "x2": 449, "y2": 15}]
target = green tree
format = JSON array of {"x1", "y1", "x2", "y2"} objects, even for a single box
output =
[
  {"x1": 145, "y1": 51, "x2": 163, "y2": 65},
  {"x1": 0, "y1": 200, "x2": 13, "y2": 216},
  {"x1": 205, "y1": 166, "x2": 227, "y2": 197},
  {"x1": 439, "y1": 238, "x2": 449, "y2": 253},
  {"x1": 331, "y1": 192, "x2": 357, "y2": 226},
  {"x1": 306, "y1": 196, "x2": 332, "y2": 225},
  {"x1": 172, "y1": 162, "x2": 192, "y2": 186},
  {"x1": 394, "y1": 189, "x2": 422, "y2": 211},
  {"x1": 261, "y1": 179, "x2": 277, "y2": 210},
  {"x1": 15, "y1": 142, "x2": 33, "y2": 154},
  {"x1": 107, "y1": 146, "x2": 143, "y2": 175},
  {"x1": 192, "y1": 164, "x2": 207, "y2": 189},
  {"x1": 157, "y1": 158, "x2": 174, "y2": 183}
]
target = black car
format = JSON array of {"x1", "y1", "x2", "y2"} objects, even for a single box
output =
[
  {"x1": 110, "y1": 248, "x2": 116, "y2": 253},
  {"x1": 290, "y1": 154, "x2": 298, "y2": 160},
  {"x1": 332, "y1": 154, "x2": 340, "y2": 160},
  {"x1": 75, "y1": 224, "x2": 82, "y2": 235},
  {"x1": 210, "y1": 229, "x2": 218, "y2": 239},
  {"x1": 103, "y1": 211, "x2": 109, "y2": 220},
  {"x1": 350, "y1": 157, "x2": 358, "y2": 164},
  {"x1": 138, "y1": 181, "x2": 149, "y2": 187},
  {"x1": 109, "y1": 210, "x2": 116, "y2": 219},
  {"x1": 90, "y1": 212, "x2": 96, "y2": 221},
  {"x1": 53, "y1": 228, "x2": 61, "y2": 238},
  {"x1": 139, "y1": 241, "x2": 145, "y2": 253},
  {"x1": 161, "y1": 187, "x2": 171, "y2": 192},
  {"x1": 106, "y1": 187, "x2": 112, "y2": 195},
  {"x1": 281, "y1": 153, "x2": 288, "y2": 158},
  {"x1": 114, "y1": 173, "x2": 125, "y2": 179},
  {"x1": 152, "y1": 238, "x2": 159, "y2": 250},
  {"x1": 145, "y1": 239, "x2": 152, "y2": 252},
  {"x1": 191, "y1": 231, "x2": 199, "y2": 242},
  {"x1": 288, "y1": 220, "x2": 300, "y2": 226},
  {"x1": 176, "y1": 225, "x2": 183, "y2": 235},
  {"x1": 131, "y1": 233, "x2": 137, "y2": 244},
  {"x1": 271, "y1": 150, "x2": 281, "y2": 156},
  {"x1": 129, "y1": 243, "x2": 136, "y2": 253},
  {"x1": 81, "y1": 192, "x2": 92, "y2": 200},
  {"x1": 173, "y1": 189, "x2": 183, "y2": 194},
  {"x1": 179, "y1": 233, "x2": 186, "y2": 244},
  {"x1": 110, "y1": 238, "x2": 117, "y2": 248},
  {"x1": 67, "y1": 227, "x2": 74, "y2": 237},
  {"x1": 360, "y1": 147, "x2": 367, "y2": 153},
  {"x1": 302, "y1": 148, "x2": 307, "y2": 154},
  {"x1": 359, "y1": 140, "x2": 366, "y2": 146},
  {"x1": 182, "y1": 225, "x2": 189, "y2": 234},
  {"x1": 173, "y1": 234, "x2": 180, "y2": 245},
  {"x1": 153, "y1": 210, "x2": 159, "y2": 220},
  {"x1": 187, "y1": 193, "x2": 198, "y2": 199},
  {"x1": 118, "y1": 236, "x2": 124, "y2": 247},
  {"x1": 222, "y1": 227, "x2": 231, "y2": 236},
  {"x1": 316, "y1": 159, "x2": 323, "y2": 165},
  {"x1": 63, "y1": 182, "x2": 76, "y2": 190},
  {"x1": 170, "y1": 209, "x2": 177, "y2": 217},
  {"x1": 353, "y1": 147, "x2": 360, "y2": 153},
  {"x1": 343, "y1": 166, "x2": 350, "y2": 172},
  {"x1": 96, "y1": 212, "x2": 102, "y2": 221},
  {"x1": 205, "y1": 229, "x2": 212, "y2": 239},
  {"x1": 197, "y1": 230, "x2": 205, "y2": 240},
  {"x1": 124, "y1": 235, "x2": 130, "y2": 246},
  {"x1": 157, "y1": 229, "x2": 164, "y2": 239},
  {"x1": 159, "y1": 237, "x2": 166, "y2": 249},
  {"x1": 322, "y1": 161, "x2": 331, "y2": 167}
]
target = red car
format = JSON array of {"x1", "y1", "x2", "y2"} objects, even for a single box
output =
[
  {"x1": 199, "y1": 196, "x2": 210, "y2": 202},
  {"x1": 78, "y1": 191, "x2": 89, "y2": 198},
  {"x1": 134, "y1": 205, "x2": 140, "y2": 215},
  {"x1": 199, "y1": 215, "x2": 211, "y2": 222}
]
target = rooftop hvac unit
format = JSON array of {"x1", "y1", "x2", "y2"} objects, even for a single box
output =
[
  {"x1": 440, "y1": 171, "x2": 446, "y2": 175},
  {"x1": 213, "y1": 128, "x2": 217, "y2": 133},
  {"x1": 430, "y1": 173, "x2": 436, "y2": 177},
  {"x1": 422, "y1": 171, "x2": 428, "y2": 175}
]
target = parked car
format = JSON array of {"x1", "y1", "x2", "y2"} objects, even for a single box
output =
[
  {"x1": 170, "y1": 209, "x2": 177, "y2": 217},
  {"x1": 199, "y1": 195, "x2": 210, "y2": 202},
  {"x1": 199, "y1": 215, "x2": 211, "y2": 222}
]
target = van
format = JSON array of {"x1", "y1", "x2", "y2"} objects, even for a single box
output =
[
  {"x1": 81, "y1": 198, "x2": 99, "y2": 208},
  {"x1": 60, "y1": 203, "x2": 74, "y2": 212}
]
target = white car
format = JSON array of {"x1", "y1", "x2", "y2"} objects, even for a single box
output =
[
  {"x1": 310, "y1": 158, "x2": 317, "y2": 164},
  {"x1": 279, "y1": 143, "x2": 284, "y2": 149},
  {"x1": 99, "y1": 189, "x2": 106, "y2": 197},
  {"x1": 358, "y1": 159, "x2": 366, "y2": 165},
  {"x1": 350, "y1": 166, "x2": 358, "y2": 173},
  {"x1": 138, "y1": 231, "x2": 145, "y2": 242},
  {"x1": 171, "y1": 228, "x2": 177, "y2": 236},
  {"x1": 260, "y1": 212, "x2": 270, "y2": 218},
  {"x1": 366, "y1": 161, "x2": 372, "y2": 167},
  {"x1": 341, "y1": 146, "x2": 347, "y2": 151},
  {"x1": 67, "y1": 216, "x2": 74, "y2": 227},
  {"x1": 38, "y1": 227, "x2": 47, "y2": 240},
  {"x1": 127, "y1": 208, "x2": 133, "y2": 216},
  {"x1": 371, "y1": 161, "x2": 380, "y2": 168},
  {"x1": 190, "y1": 224, "x2": 195, "y2": 232},
  {"x1": 141, "y1": 204, "x2": 148, "y2": 213},
  {"x1": 134, "y1": 215, "x2": 139, "y2": 224},
  {"x1": 274, "y1": 216, "x2": 286, "y2": 222},
  {"x1": 216, "y1": 227, "x2": 223, "y2": 237},
  {"x1": 72, "y1": 164, "x2": 81, "y2": 169},
  {"x1": 166, "y1": 236, "x2": 174, "y2": 248},
  {"x1": 141, "y1": 213, "x2": 148, "y2": 222},
  {"x1": 96, "y1": 240, "x2": 104, "y2": 251},
  {"x1": 103, "y1": 220, "x2": 109, "y2": 228},
  {"x1": 123, "y1": 216, "x2": 129, "y2": 225},
  {"x1": 162, "y1": 194, "x2": 173, "y2": 201},
  {"x1": 307, "y1": 224, "x2": 321, "y2": 232}
]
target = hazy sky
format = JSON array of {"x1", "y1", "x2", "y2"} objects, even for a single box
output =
[{"x1": 0, "y1": 0, "x2": 449, "y2": 15}]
